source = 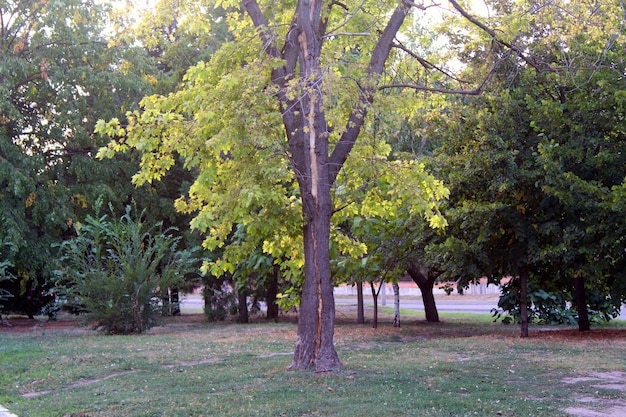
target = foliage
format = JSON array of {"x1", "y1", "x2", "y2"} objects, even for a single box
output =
[
  {"x1": 55, "y1": 204, "x2": 196, "y2": 334},
  {"x1": 109, "y1": 0, "x2": 232, "y2": 93},
  {"x1": 415, "y1": 0, "x2": 626, "y2": 329},
  {"x1": 332, "y1": 143, "x2": 449, "y2": 285},
  {"x1": 0, "y1": 259, "x2": 14, "y2": 311},
  {"x1": 0, "y1": 0, "x2": 174, "y2": 311}
]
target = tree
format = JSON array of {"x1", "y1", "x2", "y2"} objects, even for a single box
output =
[
  {"x1": 492, "y1": 0, "x2": 626, "y2": 330},
  {"x1": 0, "y1": 0, "x2": 208, "y2": 317},
  {"x1": 0, "y1": 0, "x2": 145, "y2": 314},
  {"x1": 420, "y1": 0, "x2": 626, "y2": 335},
  {"x1": 98, "y1": 0, "x2": 520, "y2": 371},
  {"x1": 333, "y1": 167, "x2": 449, "y2": 326}
]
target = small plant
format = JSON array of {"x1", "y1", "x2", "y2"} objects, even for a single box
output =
[
  {"x1": 56, "y1": 203, "x2": 195, "y2": 334},
  {"x1": 442, "y1": 282, "x2": 454, "y2": 296}
]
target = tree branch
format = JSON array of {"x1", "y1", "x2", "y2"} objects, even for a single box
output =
[
  {"x1": 378, "y1": 83, "x2": 482, "y2": 95},
  {"x1": 404, "y1": 0, "x2": 442, "y2": 11},
  {"x1": 328, "y1": 2, "x2": 411, "y2": 184},
  {"x1": 323, "y1": 0, "x2": 367, "y2": 38},
  {"x1": 392, "y1": 39, "x2": 470, "y2": 85},
  {"x1": 379, "y1": 54, "x2": 504, "y2": 96},
  {"x1": 447, "y1": 0, "x2": 546, "y2": 72},
  {"x1": 12, "y1": 72, "x2": 42, "y2": 92},
  {"x1": 322, "y1": 32, "x2": 370, "y2": 38},
  {"x1": 241, "y1": 0, "x2": 282, "y2": 61},
  {"x1": 242, "y1": 0, "x2": 309, "y2": 192}
]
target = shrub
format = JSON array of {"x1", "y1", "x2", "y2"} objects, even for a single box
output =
[
  {"x1": 56, "y1": 204, "x2": 195, "y2": 334},
  {"x1": 0, "y1": 260, "x2": 15, "y2": 316}
]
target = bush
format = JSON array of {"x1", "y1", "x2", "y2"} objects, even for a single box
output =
[
  {"x1": 493, "y1": 280, "x2": 621, "y2": 325},
  {"x1": 56, "y1": 204, "x2": 195, "y2": 334},
  {"x1": 0, "y1": 260, "x2": 15, "y2": 316},
  {"x1": 202, "y1": 278, "x2": 237, "y2": 322}
]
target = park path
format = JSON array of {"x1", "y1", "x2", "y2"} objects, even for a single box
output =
[{"x1": 0, "y1": 404, "x2": 18, "y2": 417}]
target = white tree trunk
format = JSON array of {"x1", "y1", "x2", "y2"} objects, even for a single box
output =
[{"x1": 393, "y1": 282, "x2": 400, "y2": 327}]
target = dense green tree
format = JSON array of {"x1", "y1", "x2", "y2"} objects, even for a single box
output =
[
  {"x1": 0, "y1": 0, "x2": 145, "y2": 314},
  {"x1": 0, "y1": 0, "x2": 206, "y2": 317},
  {"x1": 420, "y1": 0, "x2": 626, "y2": 335}
]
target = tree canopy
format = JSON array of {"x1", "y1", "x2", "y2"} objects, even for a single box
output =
[{"x1": 0, "y1": 0, "x2": 199, "y2": 314}]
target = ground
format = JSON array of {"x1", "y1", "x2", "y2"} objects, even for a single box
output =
[{"x1": 2, "y1": 311, "x2": 625, "y2": 417}]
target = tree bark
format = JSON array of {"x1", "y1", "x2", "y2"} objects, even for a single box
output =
[
  {"x1": 356, "y1": 281, "x2": 364, "y2": 324},
  {"x1": 237, "y1": 290, "x2": 249, "y2": 324},
  {"x1": 574, "y1": 275, "x2": 590, "y2": 331},
  {"x1": 370, "y1": 282, "x2": 379, "y2": 329},
  {"x1": 290, "y1": 201, "x2": 340, "y2": 371},
  {"x1": 520, "y1": 267, "x2": 529, "y2": 338},
  {"x1": 407, "y1": 263, "x2": 439, "y2": 323},
  {"x1": 266, "y1": 266, "x2": 279, "y2": 321},
  {"x1": 392, "y1": 282, "x2": 400, "y2": 327}
]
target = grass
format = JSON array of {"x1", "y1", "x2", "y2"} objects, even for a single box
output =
[{"x1": 1, "y1": 311, "x2": 625, "y2": 417}]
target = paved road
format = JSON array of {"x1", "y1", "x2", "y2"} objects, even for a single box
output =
[
  {"x1": 181, "y1": 293, "x2": 626, "y2": 320},
  {"x1": 179, "y1": 293, "x2": 501, "y2": 313},
  {"x1": 335, "y1": 296, "x2": 500, "y2": 314},
  {"x1": 336, "y1": 296, "x2": 626, "y2": 320}
]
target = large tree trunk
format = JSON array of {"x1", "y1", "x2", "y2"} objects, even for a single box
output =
[
  {"x1": 356, "y1": 281, "x2": 365, "y2": 324},
  {"x1": 574, "y1": 275, "x2": 590, "y2": 331},
  {"x1": 289, "y1": 194, "x2": 340, "y2": 372},
  {"x1": 520, "y1": 267, "x2": 529, "y2": 338},
  {"x1": 407, "y1": 263, "x2": 439, "y2": 323}
]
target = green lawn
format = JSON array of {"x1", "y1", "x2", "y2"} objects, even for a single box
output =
[{"x1": 1, "y1": 313, "x2": 625, "y2": 417}]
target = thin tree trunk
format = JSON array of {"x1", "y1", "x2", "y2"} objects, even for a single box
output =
[
  {"x1": 381, "y1": 280, "x2": 386, "y2": 306},
  {"x1": 520, "y1": 267, "x2": 529, "y2": 338},
  {"x1": 392, "y1": 282, "x2": 400, "y2": 327},
  {"x1": 574, "y1": 275, "x2": 590, "y2": 331},
  {"x1": 170, "y1": 288, "x2": 180, "y2": 316},
  {"x1": 356, "y1": 281, "x2": 364, "y2": 324},
  {"x1": 237, "y1": 291, "x2": 249, "y2": 324},
  {"x1": 370, "y1": 282, "x2": 379, "y2": 329},
  {"x1": 266, "y1": 266, "x2": 279, "y2": 321},
  {"x1": 407, "y1": 264, "x2": 439, "y2": 323}
]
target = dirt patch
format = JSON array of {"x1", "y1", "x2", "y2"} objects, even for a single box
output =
[
  {"x1": 562, "y1": 372, "x2": 626, "y2": 417},
  {"x1": 21, "y1": 370, "x2": 139, "y2": 398},
  {"x1": 566, "y1": 406, "x2": 626, "y2": 417},
  {"x1": 163, "y1": 358, "x2": 221, "y2": 368},
  {"x1": 0, "y1": 316, "x2": 91, "y2": 335},
  {"x1": 533, "y1": 328, "x2": 626, "y2": 341}
]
